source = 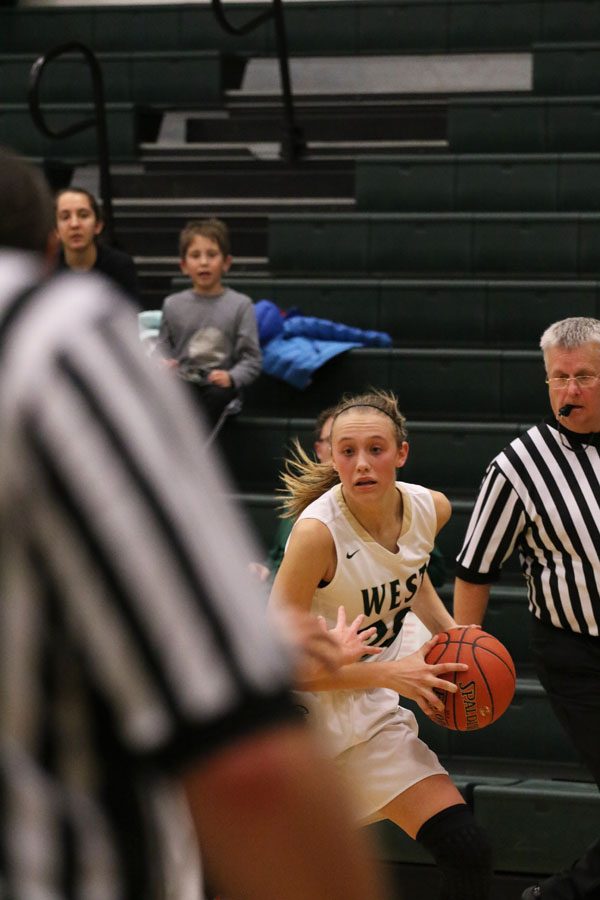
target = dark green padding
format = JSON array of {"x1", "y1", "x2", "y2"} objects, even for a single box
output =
[
  {"x1": 9, "y1": 2, "x2": 600, "y2": 57},
  {"x1": 436, "y1": 582, "x2": 531, "y2": 665},
  {"x1": 481, "y1": 585, "x2": 531, "y2": 665},
  {"x1": 220, "y1": 416, "x2": 292, "y2": 494},
  {"x1": 447, "y1": 0, "x2": 539, "y2": 49},
  {"x1": 449, "y1": 678, "x2": 579, "y2": 762},
  {"x1": 226, "y1": 276, "x2": 598, "y2": 348},
  {"x1": 449, "y1": 97, "x2": 600, "y2": 152},
  {"x1": 402, "y1": 421, "x2": 522, "y2": 493},
  {"x1": 2, "y1": 1, "x2": 600, "y2": 57},
  {"x1": 486, "y1": 280, "x2": 597, "y2": 342},
  {"x1": 355, "y1": 157, "x2": 455, "y2": 212},
  {"x1": 0, "y1": 6, "x2": 265, "y2": 54},
  {"x1": 534, "y1": 43, "x2": 600, "y2": 95},
  {"x1": 232, "y1": 492, "x2": 278, "y2": 555},
  {"x1": 268, "y1": 213, "x2": 600, "y2": 277},
  {"x1": 542, "y1": 1, "x2": 600, "y2": 42},
  {"x1": 474, "y1": 780, "x2": 600, "y2": 873},
  {"x1": 0, "y1": 102, "x2": 140, "y2": 160},
  {"x1": 243, "y1": 348, "x2": 544, "y2": 422},
  {"x1": 356, "y1": 154, "x2": 600, "y2": 213},
  {"x1": 0, "y1": 51, "x2": 244, "y2": 105},
  {"x1": 471, "y1": 214, "x2": 578, "y2": 275}
]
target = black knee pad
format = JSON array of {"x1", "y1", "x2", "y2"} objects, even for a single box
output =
[{"x1": 416, "y1": 803, "x2": 493, "y2": 900}]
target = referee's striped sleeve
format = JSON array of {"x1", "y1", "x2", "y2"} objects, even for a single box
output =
[
  {"x1": 4, "y1": 273, "x2": 294, "y2": 764},
  {"x1": 456, "y1": 463, "x2": 527, "y2": 582}
]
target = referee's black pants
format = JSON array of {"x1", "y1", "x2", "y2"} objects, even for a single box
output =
[{"x1": 530, "y1": 617, "x2": 600, "y2": 899}]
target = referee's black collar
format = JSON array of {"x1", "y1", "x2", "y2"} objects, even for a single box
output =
[{"x1": 545, "y1": 414, "x2": 600, "y2": 449}]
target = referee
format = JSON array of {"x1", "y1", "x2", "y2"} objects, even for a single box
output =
[
  {"x1": 0, "y1": 147, "x2": 388, "y2": 900},
  {"x1": 454, "y1": 316, "x2": 600, "y2": 900}
]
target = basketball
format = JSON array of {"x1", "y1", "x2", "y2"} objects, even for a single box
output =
[{"x1": 424, "y1": 626, "x2": 516, "y2": 731}]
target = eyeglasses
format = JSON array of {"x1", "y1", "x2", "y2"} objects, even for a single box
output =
[{"x1": 545, "y1": 374, "x2": 600, "y2": 389}]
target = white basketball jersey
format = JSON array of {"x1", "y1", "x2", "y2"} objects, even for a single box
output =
[
  {"x1": 294, "y1": 482, "x2": 446, "y2": 819},
  {"x1": 298, "y1": 481, "x2": 437, "y2": 655}
]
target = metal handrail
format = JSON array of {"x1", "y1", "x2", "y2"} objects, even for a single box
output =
[
  {"x1": 28, "y1": 42, "x2": 116, "y2": 244},
  {"x1": 211, "y1": 0, "x2": 306, "y2": 162}
]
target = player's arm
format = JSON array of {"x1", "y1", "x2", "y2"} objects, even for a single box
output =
[
  {"x1": 410, "y1": 490, "x2": 456, "y2": 634},
  {"x1": 430, "y1": 488, "x2": 452, "y2": 534},
  {"x1": 411, "y1": 571, "x2": 456, "y2": 634},
  {"x1": 453, "y1": 578, "x2": 491, "y2": 626},
  {"x1": 270, "y1": 518, "x2": 334, "y2": 615},
  {"x1": 270, "y1": 521, "x2": 383, "y2": 691},
  {"x1": 182, "y1": 722, "x2": 390, "y2": 900}
]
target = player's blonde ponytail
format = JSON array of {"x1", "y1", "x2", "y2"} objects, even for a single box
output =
[{"x1": 278, "y1": 440, "x2": 339, "y2": 519}]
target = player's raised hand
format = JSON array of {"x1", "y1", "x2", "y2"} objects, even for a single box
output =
[
  {"x1": 327, "y1": 606, "x2": 382, "y2": 666},
  {"x1": 288, "y1": 609, "x2": 346, "y2": 681}
]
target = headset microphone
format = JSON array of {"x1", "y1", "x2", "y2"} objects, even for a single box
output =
[{"x1": 558, "y1": 404, "x2": 575, "y2": 418}]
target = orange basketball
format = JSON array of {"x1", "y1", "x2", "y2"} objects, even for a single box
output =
[{"x1": 424, "y1": 626, "x2": 516, "y2": 731}]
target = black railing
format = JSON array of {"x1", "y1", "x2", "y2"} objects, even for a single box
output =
[
  {"x1": 211, "y1": 0, "x2": 305, "y2": 162},
  {"x1": 28, "y1": 42, "x2": 116, "y2": 244}
]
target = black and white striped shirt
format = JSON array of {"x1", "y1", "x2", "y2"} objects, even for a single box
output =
[
  {"x1": 0, "y1": 252, "x2": 294, "y2": 899},
  {"x1": 456, "y1": 418, "x2": 600, "y2": 636}
]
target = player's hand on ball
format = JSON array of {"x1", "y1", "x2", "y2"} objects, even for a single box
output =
[
  {"x1": 380, "y1": 635, "x2": 469, "y2": 716},
  {"x1": 423, "y1": 627, "x2": 516, "y2": 730}
]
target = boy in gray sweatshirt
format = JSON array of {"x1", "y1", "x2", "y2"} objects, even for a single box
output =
[{"x1": 157, "y1": 218, "x2": 261, "y2": 426}]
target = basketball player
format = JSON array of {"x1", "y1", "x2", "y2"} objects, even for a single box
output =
[{"x1": 270, "y1": 389, "x2": 493, "y2": 900}]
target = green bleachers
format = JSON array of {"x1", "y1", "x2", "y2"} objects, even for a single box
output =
[
  {"x1": 0, "y1": 5, "x2": 265, "y2": 55},
  {"x1": 356, "y1": 154, "x2": 600, "y2": 213},
  {"x1": 232, "y1": 492, "x2": 279, "y2": 553},
  {"x1": 4, "y1": 1, "x2": 600, "y2": 57},
  {"x1": 475, "y1": 780, "x2": 600, "y2": 873},
  {"x1": 267, "y1": 212, "x2": 600, "y2": 277},
  {"x1": 437, "y1": 582, "x2": 532, "y2": 664},
  {"x1": 0, "y1": 51, "x2": 245, "y2": 105},
  {"x1": 448, "y1": 96, "x2": 600, "y2": 152},
  {"x1": 484, "y1": 280, "x2": 597, "y2": 343},
  {"x1": 449, "y1": 678, "x2": 578, "y2": 762},
  {"x1": 542, "y1": 1, "x2": 600, "y2": 43},
  {"x1": 215, "y1": 275, "x2": 599, "y2": 348},
  {"x1": 242, "y1": 348, "x2": 546, "y2": 421},
  {"x1": 0, "y1": 102, "x2": 146, "y2": 160},
  {"x1": 534, "y1": 42, "x2": 600, "y2": 95}
]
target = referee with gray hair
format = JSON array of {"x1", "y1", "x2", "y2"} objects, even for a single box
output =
[
  {"x1": 454, "y1": 316, "x2": 600, "y2": 900},
  {"x1": 0, "y1": 146, "x2": 388, "y2": 900}
]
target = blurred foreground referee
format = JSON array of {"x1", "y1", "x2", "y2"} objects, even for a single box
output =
[{"x1": 0, "y1": 147, "x2": 388, "y2": 900}]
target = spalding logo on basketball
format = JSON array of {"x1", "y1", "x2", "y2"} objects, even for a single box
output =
[{"x1": 424, "y1": 626, "x2": 516, "y2": 731}]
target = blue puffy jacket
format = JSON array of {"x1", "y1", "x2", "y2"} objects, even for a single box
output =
[{"x1": 254, "y1": 300, "x2": 392, "y2": 390}]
